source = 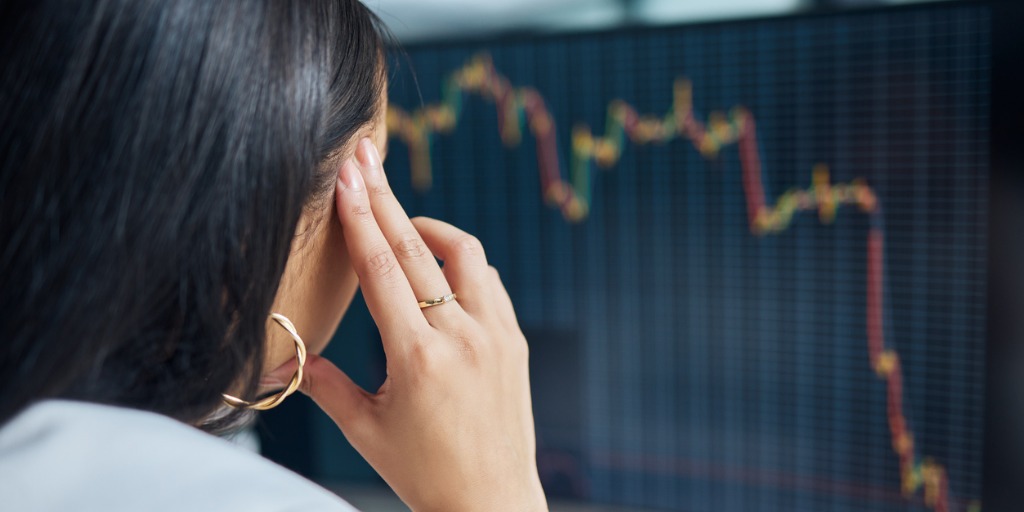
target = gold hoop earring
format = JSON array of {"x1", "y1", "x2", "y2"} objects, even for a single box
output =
[{"x1": 222, "y1": 313, "x2": 307, "y2": 411}]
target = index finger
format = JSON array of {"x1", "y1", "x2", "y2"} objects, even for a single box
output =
[{"x1": 335, "y1": 157, "x2": 429, "y2": 348}]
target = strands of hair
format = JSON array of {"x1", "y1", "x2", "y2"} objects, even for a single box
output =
[{"x1": 0, "y1": 0, "x2": 389, "y2": 432}]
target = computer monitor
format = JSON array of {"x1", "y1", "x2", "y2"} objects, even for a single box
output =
[{"x1": 269, "y1": 1, "x2": 1023, "y2": 510}]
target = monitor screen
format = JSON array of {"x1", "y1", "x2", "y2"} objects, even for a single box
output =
[
  {"x1": 382, "y1": 3, "x2": 989, "y2": 511},
  {"x1": 263, "y1": 2, "x2": 1023, "y2": 511}
]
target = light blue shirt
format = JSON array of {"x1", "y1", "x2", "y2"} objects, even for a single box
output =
[{"x1": 0, "y1": 400, "x2": 360, "y2": 511}]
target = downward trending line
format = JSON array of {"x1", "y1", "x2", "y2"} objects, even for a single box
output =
[{"x1": 388, "y1": 52, "x2": 962, "y2": 512}]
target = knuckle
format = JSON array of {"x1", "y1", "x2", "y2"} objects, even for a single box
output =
[
  {"x1": 369, "y1": 181, "x2": 392, "y2": 197},
  {"x1": 494, "y1": 328, "x2": 528, "y2": 360},
  {"x1": 451, "y1": 333, "x2": 477, "y2": 361},
  {"x1": 362, "y1": 247, "x2": 399, "y2": 278},
  {"x1": 393, "y1": 236, "x2": 429, "y2": 260},
  {"x1": 451, "y1": 235, "x2": 485, "y2": 258},
  {"x1": 408, "y1": 329, "x2": 479, "y2": 373},
  {"x1": 450, "y1": 323, "x2": 483, "y2": 355},
  {"x1": 408, "y1": 336, "x2": 443, "y2": 374},
  {"x1": 349, "y1": 203, "x2": 373, "y2": 220},
  {"x1": 514, "y1": 334, "x2": 530, "y2": 361}
]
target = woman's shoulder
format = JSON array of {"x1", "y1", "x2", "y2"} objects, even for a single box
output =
[{"x1": 0, "y1": 399, "x2": 358, "y2": 512}]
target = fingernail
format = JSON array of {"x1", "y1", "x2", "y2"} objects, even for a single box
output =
[
  {"x1": 337, "y1": 158, "x2": 364, "y2": 192},
  {"x1": 355, "y1": 138, "x2": 382, "y2": 181}
]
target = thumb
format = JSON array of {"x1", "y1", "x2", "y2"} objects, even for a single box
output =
[{"x1": 273, "y1": 354, "x2": 373, "y2": 432}]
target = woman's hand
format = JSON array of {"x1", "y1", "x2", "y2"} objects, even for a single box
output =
[{"x1": 289, "y1": 138, "x2": 547, "y2": 511}]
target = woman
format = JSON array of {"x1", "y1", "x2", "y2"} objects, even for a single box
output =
[{"x1": 0, "y1": 0, "x2": 548, "y2": 510}]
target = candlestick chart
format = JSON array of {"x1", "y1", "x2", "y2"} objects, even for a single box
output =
[{"x1": 385, "y1": 5, "x2": 988, "y2": 512}]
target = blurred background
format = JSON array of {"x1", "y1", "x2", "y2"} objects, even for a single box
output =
[
  {"x1": 256, "y1": 1, "x2": 1024, "y2": 511},
  {"x1": 368, "y1": 0, "x2": 948, "y2": 43}
]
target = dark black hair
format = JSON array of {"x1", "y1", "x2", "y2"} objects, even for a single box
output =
[{"x1": 0, "y1": 0, "x2": 388, "y2": 430}]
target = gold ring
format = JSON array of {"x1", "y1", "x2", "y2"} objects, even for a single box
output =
[{"x1": 418, "y1": 293, "x2": 457, "y2": 309}]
